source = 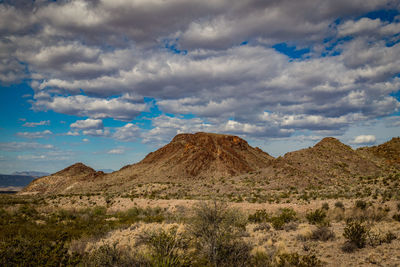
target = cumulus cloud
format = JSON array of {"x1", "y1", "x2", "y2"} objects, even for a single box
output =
[
  {"x1": 33, "y1": 94, "x2": 148, "y2": 121},
  {"x1": 16, "y1": 130, "x2": 52, "y2": 139},
  {"x1": 2, "y1": 0, "x2": 400, "y2": 143},
  {"x1": 23, "y1": 120, "x2": 50, "y2": 127},
  {"x1": 70, "y1": 118, "x2": 103, "y2": 130},
  {"x1": 113, "y1": 123, "x2": 140, "y2": 142},
  {"x1": 352, "y1": 135, "x2": 377, "y2": 145}
]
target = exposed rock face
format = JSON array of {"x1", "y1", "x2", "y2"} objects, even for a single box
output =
[
  {"x1": 121, "y1": 132, "x2": 274, "y2": 179},
  {"x1": 20, "y1": 163, "x2": 104, "y2": 194}
]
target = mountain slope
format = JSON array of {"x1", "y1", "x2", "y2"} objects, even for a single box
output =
[
  {"x1": 263, "y1": 137, "x2": 381, "y2": 187},
  {"x1": 118, "y1": 132, "x2": 273, "y2": 180},
  {"x1": 20, "y1": 163, "x2": 104, "y2": 194},
  {"x1": 358, "y1": 137, "x2": 400, "y2": 169}
]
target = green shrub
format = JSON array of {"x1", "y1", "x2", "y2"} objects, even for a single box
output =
[
  {"x1": 269, "y1": 208, "x2": 297, "y2": 230},
  {"x1": 248, "y1": 209, "x2": 269, "y2": 223},
  {"x1": 306, "y1": 209, "x2": 327, "y2": 225},
  {"x1": 321, "y1": 202, "x2": 329, "y2": 210},
  {"x1": 334, "y1": 201, "x2": 345, "y2": 210},
  {"x1": 137, "y1": 226, "x2": 189, "y2": 267},
  {"x1": 343, "y1": 220, "x2": 369, "y2": 249},
  {"x1": 188, "y1": 200, "x2": 249, "y2": 266},
  {"x1": 276, "y1": 252, "x2": 322, "y2": 267},
  {"x1": 355, "y1": 200, "x2": 367, "y2": 210},
  {"x1": 311, "y1": 226, "x2": 335, "y2": 241}
]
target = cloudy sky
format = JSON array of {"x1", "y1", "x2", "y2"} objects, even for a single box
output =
[{"x1": 1, "y1": 0, "x2": 400, "y2": 174}]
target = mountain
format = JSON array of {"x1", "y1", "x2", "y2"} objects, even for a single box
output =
[
  {"x1": 20, "y1": 133, "x2": 399, "y2": 195},
  {"x1": 261, "y1": 137, "x2": 381, "y2": 187},
  {"x1": 357, "y1": 137, "x2": 400, "y2": 169},
  {"x1": 20, "y1": 163, "x2": 104, "y2": 194},
  {"x1": 12, "y1": 171, "x2": 50, "y2": 177},
  {"x1": 21, "y1": 133, "x2": 273, "y2": 194},
  {"x1": 118, "y1": 132, "x2": 273, "y2": 180}
]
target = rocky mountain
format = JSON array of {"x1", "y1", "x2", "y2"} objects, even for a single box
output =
[
  {"x1": 262, "y1": 137, "x2": 381, "y2": 187},
  {"x1": 20, "y1": 163, "x2": 104, "y2": 194},
  {"x1": 20, "y1": 133, "x2": 400, "y2": 195},
  {"x1": 118, "y1": 132, "x2": 273, "y2": 180},
  {"x1": 358, "y1": 137, "x2": 400, "y2": 169}
]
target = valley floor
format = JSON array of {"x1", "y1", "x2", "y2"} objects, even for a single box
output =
[{"x1": 1, "y1": 191, "x2": 400, "y2": 266}]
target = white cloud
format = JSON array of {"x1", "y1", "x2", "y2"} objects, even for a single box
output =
[
  {"x1": 16, "y1": 130, "x2": 52, "y2": 139},
  {"x1": 66, "y1": 131, "x2": 80, "y2": 136},
  {"x1": 352, "y1": 135, "x2": 376, "y2": 145},
  {"x1": 113, "y1": 123, "x2": 140, "y2": 142},
  {"x1": 33, "y1": 94, "x2": 148, "y2": 121},
  {"x1": 107, "y1": 148, "x2": 125, "y2": 154},
  {"x1": 22, "y1": 120, "x2": 50, "y2": 127},
  {"x1": 0, "y1": 142, "x2": 54, "y2": 151},
  {"x1": 70, "y1": 118, "x2": 103, "y2": 130}
]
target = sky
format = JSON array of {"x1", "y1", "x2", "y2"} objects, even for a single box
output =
[{"x1": 0, "y1": 0, "x2": 400, "y2": 174}]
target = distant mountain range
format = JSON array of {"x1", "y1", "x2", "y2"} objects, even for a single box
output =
[{"x1": 12, "y1": 171, "x2": 50, "y2": 177}]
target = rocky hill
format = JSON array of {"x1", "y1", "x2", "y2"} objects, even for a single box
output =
[
  {"x1": 262, "y1": 137, "x2": 382, "y2": 187},
  {"x1": 20, "y1": 163, "x2": 104, "y2": 194},
  {"x1": 358, "y1": 137, "x2": 400, "y2": 169},
  {"x1": 118, "y1": 132, "x2": 273, "y2": 180}
]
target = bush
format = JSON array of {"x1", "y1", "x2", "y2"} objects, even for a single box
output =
[
  {"x1": 306, "y1": 209, "x2": 327, "y2": 225},
  {"x1": 137, "y1": 226, "x2": 189, "y2": 266},
  {"x1": 311, "y1": 226, "x2": 335, "y2": 241},
  {"x1": 343, "y1": 220, "x2": 369, "y2": 249},
  {"x1": 321, "y1": 202, "x2": 329, "y2": 210},
  {"x1": 276, "y1": 252, "x2": 322, "y2": 267},
  {"x1": 393, "y1": 213, "x2": 400, "y2": 222},
  {"x1": 355, "y1": 200, "x2": 367, "y2": 210},
  {"x1": 270, "y1": 208, "x2": 297, "y2": 230},
  {"x1": 334, "y1": 201, "x2": 345, "y2": 210},
  {"x1": 188, "y1": 200, "x2": 249, "y2": 266},
  {"x1": 248, "y1": 209, "x2": 269, "y2": 223}
]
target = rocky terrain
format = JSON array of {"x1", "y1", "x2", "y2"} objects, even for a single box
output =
[{"x1": 20, "y1": 133, "x2": 399, "y2": 196}]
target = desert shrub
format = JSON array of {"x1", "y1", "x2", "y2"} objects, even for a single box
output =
[
  {"x1": 341, "y1": 241, "x2": 358, "y2": 253},
  {"x1": 343, "y1": 220, "x2": 369, "y2": 249},
  {"x1": 188, "y1": 200, "x2": 249, "y2": 266},
  {"x1": 253, "y1": 223, "x2": 271, "y2": 232},
  {"x1": 276, "y1": 252, "x2": 322, "y2": 267},
  {"x1": 137, "y1": 226, "x2": 189, "y2": 266},
  {"x1": 250, "y1": 250, "x2": 274, "y2": 267},
  {"x1": 355, "y1": 200, "x2": 367, "y2": 210},
  {"x1": 283, "y1": 222, "x2": 299, "y2": 232},
  {"x1": 367, "y1": 230, "x2": 397, "y2": 247},
  {"x1": 334, "y1": 201, "x2": 345, "y2": 210},
  {"x1": 248, "y1": 209, "x2": 269, "y2": 223},
  {"x1": 306, "y1": 209, "x2": 327, "y2": 225},
  {"x1": 84, "y1": 244, "x2": 141, "y2": 267},
  {"x1": 270, "y1": 208, "x2": 297, "y2": 230},
  {"x1": 392, "y1": 213, "x2": 400, "y2": 222},
  {"x1": 321, "y1": 202, "x2": 329, "y2": 210},
  {"x1": 310, "y1": 226, "x2": 335, "y2": 241},
  {"x1": 397, "y1": 202, "x2": 400, "y2": 211}
]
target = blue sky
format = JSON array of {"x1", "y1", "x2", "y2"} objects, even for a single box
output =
[{"x1": 1, "y1": 0, "x2": 400, "y2": 174}]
